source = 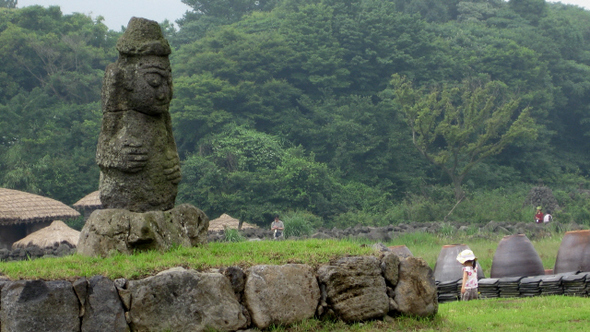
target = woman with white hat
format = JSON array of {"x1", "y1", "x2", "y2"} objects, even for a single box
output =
[{"x1": 457, "y1": 249, "x2": 479, "y2": 301}]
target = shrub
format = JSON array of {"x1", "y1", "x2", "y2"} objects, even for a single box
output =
[
  {"x1": 283, "y1": 211, "x2": 316, "y2": 239},
  {"x1": 224, "y1": 228, "x2": 246, "y2": 242}
]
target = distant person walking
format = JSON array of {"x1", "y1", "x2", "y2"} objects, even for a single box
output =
[
  {"x1": 535, "y1": 206, "x2": 544, "y2": 224},
  {"x1": 457, "y1": 249, "x2": 479, "y2": 301},
  {"x1": 271, "y1": 215, "x2": 284, "y2": 240}
]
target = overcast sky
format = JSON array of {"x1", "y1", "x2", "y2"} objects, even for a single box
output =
[
  {"x1": 16, "y1": 0, "x2": 590, "y2": 31},
  {"x1": 17, "y1": 0, "x2": 192, "y2": 31}
]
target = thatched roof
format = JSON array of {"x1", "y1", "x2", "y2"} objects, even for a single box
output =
[
  {"x1": 0, "y1": 188, "x2": 80, "y2": 225},
  {"x1": 12, "y1": 220, "x2": 80, "y2": 249},
  {"x1": 208, "y1": 213, "x2": 258, "y2": 231},
  {"x1": 73, "y1": 190, "x2": 102, "y2": 209}
]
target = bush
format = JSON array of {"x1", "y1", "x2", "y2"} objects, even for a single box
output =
[
  {"x1": 224, "y1": 228, "x2": 246, "y2": 242},
  {"x1": 282, "y1": 211, "x2": 316, "y2": 239}
]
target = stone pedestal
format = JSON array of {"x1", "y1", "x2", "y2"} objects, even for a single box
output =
[{"x1": 77, "y1": 204, "x2": 208, "y2": 257}]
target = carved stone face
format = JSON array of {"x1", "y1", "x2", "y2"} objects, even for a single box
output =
[{"x1": 127, "y1": 56, "x2": 173, "y2": 116}]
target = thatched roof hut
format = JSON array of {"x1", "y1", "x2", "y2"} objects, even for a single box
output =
[
  {"x1": 208, "y1": 213, "x2": 258, "y2": 231},
  {"x1": 0, "y1": 188, "x2": 80, "y2": 249},
  {"x1": 73, "y1": 190, "x2": 102, "y2": 221},
  {"x1": 73, "y1": 190, "x2": 101, "y2": 209},
  {"x1": 0, "y1": 188, "x2": 80, "y2": 225},
  {"x1": 12, "y1": 220, "x2": 80, "y2": 249}
]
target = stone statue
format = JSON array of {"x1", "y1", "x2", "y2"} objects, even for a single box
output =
[
  {"x1": 78, "y1": 17, "x2": 208, "y2": 257},
  {"x1": 97, "y1": 17, "x2": 181, "y2": 213}
]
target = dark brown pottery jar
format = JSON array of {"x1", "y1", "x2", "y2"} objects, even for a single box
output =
[
  {"x1": 554, "y1": 230, "x2": 590, "y2": 274},
  {"x1": 490, "y1": 234, "x2": 545, "y2": 278},
  {"x1": 433, "y1": 244, "x2": 485, "y2": 282}
]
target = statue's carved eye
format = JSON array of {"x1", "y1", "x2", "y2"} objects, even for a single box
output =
[{"x1": 145, "y1": 72, "x2": 163, "y2": 87}]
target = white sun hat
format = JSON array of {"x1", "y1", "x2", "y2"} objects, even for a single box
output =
[{"x1": 456, "y1": 249, "x2": 477, "y2": 264}]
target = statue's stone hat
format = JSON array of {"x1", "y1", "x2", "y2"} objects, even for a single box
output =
[{"x1": 116, "y1": 17, "x2": 171, "y2": 56}]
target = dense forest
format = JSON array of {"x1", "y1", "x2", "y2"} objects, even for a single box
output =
[{"x1": 2, "y1": 0, "x2": 590, "y2": 228}]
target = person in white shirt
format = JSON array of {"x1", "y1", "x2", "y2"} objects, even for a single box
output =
[{"x1": 271, "y1": 215, "x2": 284, "y2": 239}]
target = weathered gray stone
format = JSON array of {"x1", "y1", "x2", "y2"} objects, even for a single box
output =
[
  {"x1": 1, "y1": 280, "x2": 80, "y2": 332},
  {"x1": 381, "y1": 252, "x2": 400, "y2": 287},
  {"x1": 97, "y1": 17, "x2": 180, "y2": 213},
  {"x1": 114, "y1": 278, "x2": 132, "y2": 311},
  {"x1": 392, "y1": 257, "x2": 438, "y2": 317},
  {"x1": 73, "y1": 277, "x2": 88, "y2": 317},
  {"x1": 126, "y1": 267, "x2": 248, "y2": 332},
  {"x1": 222, "y1": 266, "x2": 246, "y2": 300},
  {"x1": 80, "y1": 275, "x2": 128, "y2": 332},
  {"x1": 317, "y1": 256, "x2": 389, "y2": 322},
  {"x1": 244, "y1": 264, "x2": 320, "y2": 330},
  {"x1": 372, "y1": 242, "x2": 390, "y2": 253},
  {"x1": 77, "y1": 204, "x2": 208, "y2": 257}
]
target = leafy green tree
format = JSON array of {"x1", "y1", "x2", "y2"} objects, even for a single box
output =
[
  {"x1": 0, "y1": 0, "x2": 17, "y2": 9},
  {"x1": 0, "y1": 89, "x2": 101, "y2": 203},
  {"x1": 173, "y1": 0, "x2": 280, "y2": 45},
  {"x1": 386, "y1": 74, "x2": 537, "y2": 202},
  {"x1": 177, "y1": 125, "x2": 356, "y2": 224},
  {"x1": 509, "y1": 0, "x2": 547, "y2": 24}
]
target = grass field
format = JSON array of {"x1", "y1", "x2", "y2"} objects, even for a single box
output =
[
  {"x1": 262, "y1": 296, "x2": 590, "y2": 332},
  {"x1": 0, "y1": 229, "x2": 587, "y2": 331},
  {"x1": 0, "y1": 228, "x2": 564, "y2": 280}
]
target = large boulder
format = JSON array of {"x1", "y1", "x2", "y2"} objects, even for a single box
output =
[
  {"x1": 317, "y1": 256, "x2": 389, "y2": 322},
  {"x1": 1, "y1": 280, "x2": 80, "y2": 332},
  {"x1": 392, "y1": 257, "x2": 438, "y2": 317},
  {"x1": 77, "y1": 203, "x2": 208, "y2": 257},
  {"x1": 244, "y1": 264, "x2": 320, "y2": 330},
  {"x1": 125, "y1": 267, "x2": 248, "y2": 332},
  {"x1": 73, "y1": 276, "x2": 129, "y2": 332}
]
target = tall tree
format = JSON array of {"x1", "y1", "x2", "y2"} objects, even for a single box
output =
[
  {"x1": 385, "y1": 74, "x2": 537, "y2": 202},
  {"x1": 0, "y1": 0, "x2": 17, "y2": 9}
]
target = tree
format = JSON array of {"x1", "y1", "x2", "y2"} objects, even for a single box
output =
[
  {"x1": 0, "y1": 0, "x2": 17, "y2": 9},
  {"x1": 385, "y1": 74, "x2": 537, "y2": 204},
  {"x1": 509, "y1": 0, "x2": 547, "y2": 24}
]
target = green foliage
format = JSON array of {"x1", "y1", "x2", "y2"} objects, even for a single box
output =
[
  {"x1": 282, "y1": 211, "x2": 316, "y2": 239},
  {"x1": 386, "y1": 74, "x2": 537, "y2": 201},
  {"x1": 4, "y1": 1, "x2": 590, "y2": 229},
  {"x1": 65, "y1": 216, "x2": 86, "y2": 231},
  {"x1": 223, "y1": 228, "x2": 246, "y2": 242},
  {"x1": 0, "y1": 0, "x2": 16, "y2": 9}
]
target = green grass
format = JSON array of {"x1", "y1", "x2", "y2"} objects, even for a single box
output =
[
  {"x1": 258, "y1": 296, "x2": 590, "y2": 332},
  {"x1": 0, "y1": 230, "x2": 565, "y2": 280},
  {"x1": 438, "y1": 296, "x2": 590, "y2": 332},
  {"x1": 0, "y1": 239, "x2": 375, "y2": 280}
]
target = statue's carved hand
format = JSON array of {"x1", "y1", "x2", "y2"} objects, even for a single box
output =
[
  {"x1": 163, "y1": 152, "x2": 181, "y2": 184},
  {"x1": 122, "y1": 143, "x2": 148, "y2": 172},
  {"x1": 163, "y1": 164, "x2": 181, "y2": 184}
]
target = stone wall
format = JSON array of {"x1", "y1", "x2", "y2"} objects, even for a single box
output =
[
  {"x1": 208, "y1": 220, "x2": 587, "y2": 243},
  {"x1": 0, "y1": 243, "x2": 75, "y2": 262},
  {"x1": 0, "y1": 253, "x2": 438, "y2": 332}
]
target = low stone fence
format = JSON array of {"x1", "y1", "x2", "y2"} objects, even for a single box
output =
[
  {"x1": 0, "y1": 253, "x2": 437, "y2": 332},
  {"x1": 437, "y1": 272, "x2": 590, "y2": 302},
  {"x1": 0, "y1": 243, "x2": 76, "y2": 262},
  {"x1": 208, "y1": 220, "x2": 586, "y2": 243}
]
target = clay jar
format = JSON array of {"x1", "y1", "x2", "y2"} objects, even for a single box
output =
[
  {"x1": 553, "y1": 230, "x2": 590, "y2": 274},
  {"x1": 387, "y1": 245, "x2": 413, "y2": 259},
  {"x1": 433, "y1": 244, "x2": 485, "y2": 282},
  {"x1": 490, "y1": 234, "x2": 545, "y2": 278}
]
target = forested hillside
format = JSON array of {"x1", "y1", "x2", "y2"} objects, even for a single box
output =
[{"x1": 2, "y1": 0, "x2": 590, "y2": 228}]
